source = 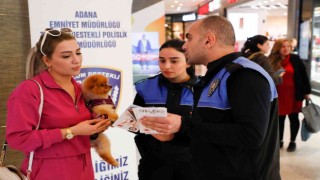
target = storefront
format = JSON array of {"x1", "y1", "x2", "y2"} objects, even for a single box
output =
[
  {"x1": 225, "y1": 0, "x2": 288, "y2": 52},
  {"x1": 311, "y1": 3, "x2": 320, "y2": 94},
  {"x1": 165, "y1": 12, "x2": 197, "y2": 40},
  {"x1": 165, "y1": 0, "x2": 249, "y2": 41},
  {"x1": 300, "y1": 0, "x2": 320, "y2": 94}
]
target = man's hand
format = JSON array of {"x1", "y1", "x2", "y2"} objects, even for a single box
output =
[{"x1": 139, "y1": 113, "x2": 182, "y2": 134}]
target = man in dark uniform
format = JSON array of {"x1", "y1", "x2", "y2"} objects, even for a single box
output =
[{"x1": 140, "y1": 15, "x2": 281, "y2": 180}]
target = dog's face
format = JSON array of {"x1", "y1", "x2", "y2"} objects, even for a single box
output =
[{"x1": 82, "y1": 74, "x2": 112, "y2": 96}]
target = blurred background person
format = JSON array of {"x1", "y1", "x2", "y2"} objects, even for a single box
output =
[
  {"x1": 241, "y1": 35, "x2": 283, "y2": 84},
  {"x1": 288, "y1": 38, "x2": 298, "y2": 54},
  {"x1": 137, "y1": 33, "x2": 152, "y2": 69},
  {"x1": 269, "y1": 38, "x2": 311, "y2": 152}
]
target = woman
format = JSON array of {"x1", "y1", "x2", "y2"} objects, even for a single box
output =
[
  {"x1": 6, "y1": 28, "x2": 110, "y2": 179},
  {"x1": 269, "y1": 38, "x2": 311, "y2": 152},
  {"x1": 241, "y1": 35, "x2": 283, "y2": 84},
  {"x1": 133, "y1": 39, "x2": 199, "y2": 180}
]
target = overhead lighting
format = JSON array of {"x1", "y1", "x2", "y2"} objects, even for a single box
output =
[
  {"x1": 174, "y1": 0, "x2": 178, "y2": 3},
  {"x1": 210, "y1": 0, "x2": 221, "y2": 11},
  {"x1": 179, "y1": 3, "x2": 183, "y2": 6},
  {"x1": 270, "y1": 5, "x2": 277, "y2": 9},
  {"x1": 261, "y1": 5, "x2": 271, "y2": 10},
  {"x1": 280, "y1": 5, "x2": 287, "y2": 9},
  {"x1": 171, "y1": 5, "x2": 174, "y2": 8},
  {"x1": 182, "y1": 13, "x2": 197, "y2": 21},
  {"x1": 250, "y1": 5, "x2": 259, "y2": 9},
  {"x1": 177, "y1": 6, "x2": 181, "y2": 11}
]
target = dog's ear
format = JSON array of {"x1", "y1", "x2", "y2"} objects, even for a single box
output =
[
  {"x1": 83, "y1": 76, "x2": 96, "y2": 90},
  {"x1": 89, "y1": 77, "x2": 99, "y2": 90}
]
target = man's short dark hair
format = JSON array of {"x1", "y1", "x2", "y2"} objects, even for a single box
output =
[{"x1": 201, "y1": 15, "x2": 236, "y2": 46}]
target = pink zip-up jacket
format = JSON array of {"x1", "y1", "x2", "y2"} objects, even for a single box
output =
[{"x1": 6, "y1": 70, "x2": 92, "y2": 158}]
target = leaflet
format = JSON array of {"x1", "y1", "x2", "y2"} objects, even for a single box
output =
[{"x1": 112, "y1": 105, "x2": 167, "y2": 134}]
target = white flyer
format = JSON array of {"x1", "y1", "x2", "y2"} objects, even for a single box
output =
[
  {"x1": 113, "y1": 106, "x2": 167, "y2": 134},
  {"x1": 132, "y1": 107, "x2": 167, "y2": 134}
]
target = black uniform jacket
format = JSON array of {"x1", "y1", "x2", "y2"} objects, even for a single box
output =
[
  {"x1": 180, "y1": 53, "x2": 281, "y2": 180},
  {"x1": 134, "y1": 70, "x2": 199, "y2": 161}
]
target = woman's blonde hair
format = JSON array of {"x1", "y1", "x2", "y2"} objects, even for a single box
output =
[{"x1": 268, "y1": 38, "x2": 291, "y2": 71}]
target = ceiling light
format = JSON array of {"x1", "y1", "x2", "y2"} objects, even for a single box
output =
[
  {"x1": 210, "y1": 0, "x2": 221, "y2": 11},
  {"x1": 174, "y1": 1, "x2": 178, "y2": 3},
  {"x1": 177, "y1": 6, "x2": 181, "y2": 11},
  {"x1": 179, "y1": 3, "x2": 183, "y2": 6},
  {"x1": 260, "y1": 5, "x2": 271, "y2": 10},
  {"x1": 280, "y1": 5, "x2": 287, "y2": 9},
  {"x1": 270, "y1": 5, "x2": 277, "y2": 9},
  {"x1": 171, "y1": 5, "x2": 174, "y2": 8}
]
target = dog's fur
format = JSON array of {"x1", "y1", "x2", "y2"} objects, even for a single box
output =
[{"x1": 81, "y1": 74, "x2": 119, "y2": 166}]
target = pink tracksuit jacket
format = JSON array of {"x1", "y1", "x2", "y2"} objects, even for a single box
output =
[{"x1": 6, "y1": 70, "x2": 94, "y2": 180}]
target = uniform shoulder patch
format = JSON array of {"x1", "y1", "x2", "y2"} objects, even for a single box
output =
[{"x1": 208, "y1": 79, "x2": 220, "y2": 97}]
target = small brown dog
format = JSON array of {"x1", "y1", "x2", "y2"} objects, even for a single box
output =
[{"x1": 81, "y1": 74, "x2": 119, "y2": 166}]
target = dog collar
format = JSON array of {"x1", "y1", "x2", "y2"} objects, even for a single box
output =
[{"x1": 86, "y1": 95, "x2": 115, "y2": 110}]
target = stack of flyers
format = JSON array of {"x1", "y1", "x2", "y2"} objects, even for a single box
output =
[
  {"x1": 112, "y1": 105, "x2": 167, "y2": 134},
  {"x1": 112, "y1": 105, "x2": 140, "y2": 132},
  {"x1": 132, "y1": 107, "x2": 167, "y2": 134}
]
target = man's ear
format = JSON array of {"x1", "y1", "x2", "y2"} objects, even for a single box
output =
[{"x1": 204, "y1": 32, "x2": 216, "y2": 48}]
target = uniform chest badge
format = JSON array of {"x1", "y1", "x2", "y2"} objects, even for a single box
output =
[{"x1": 208, "y1": 79, "x2": 220, "y2": 97}]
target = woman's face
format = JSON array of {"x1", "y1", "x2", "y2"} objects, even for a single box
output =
[
  {"x1": 44, "y1": 39, "x2": 82, "y2": 78},
  {"x1": 159, "y1": 47, "x2": 188, "y2": 83},
  {"x1": 258, "y1": 40, "x2": 270, "y2": 54},
  {"x1": 280, "y1": 41, "x2": 291, "y2": 57}
]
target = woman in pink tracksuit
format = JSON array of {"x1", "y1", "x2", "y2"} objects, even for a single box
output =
[{"x1": 6, "y1": 28, "x2": 110, "y2": 180}]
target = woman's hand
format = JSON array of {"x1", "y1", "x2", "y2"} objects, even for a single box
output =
[
  {"x1": 305, "y1": 94, "x2": 311, "y2": 100},
  {"x1": 279, "y1": 72, "x2": 286, "y2": 77},
  {"x1": 70, "y1": 119, "x2": 111, "y2": 136}
]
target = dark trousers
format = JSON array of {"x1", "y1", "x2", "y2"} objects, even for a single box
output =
[
  {"x1": 279, "y1": 113, "x2": 300, "y2": 142},
  {"x1": 138, "y1": 158, "x2": 196, "y2": 180}
]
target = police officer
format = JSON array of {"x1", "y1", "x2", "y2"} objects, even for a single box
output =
[
  {"x1": 134, "y1": 39, "x2": 199, "y2": 180},
  {"x1": 140, "y1": 16, "x2": 281, "y2": 180}
]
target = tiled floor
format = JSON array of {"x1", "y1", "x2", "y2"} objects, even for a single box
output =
[{"x1": 280, "y1": 94, "x2": 320, "y2": 180}]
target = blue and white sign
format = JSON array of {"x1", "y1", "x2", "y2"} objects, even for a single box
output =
[{"x1": 28, "y1": 0, "x2": 137, "y2": 179}]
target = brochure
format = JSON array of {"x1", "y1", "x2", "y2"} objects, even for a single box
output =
[{"x1": 112, "y1": 105, "x2": 167, "y2": 134}]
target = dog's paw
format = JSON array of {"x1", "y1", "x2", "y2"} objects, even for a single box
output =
[{"x1": 110, "y1": 159, "x2": 120, "y2": 167}]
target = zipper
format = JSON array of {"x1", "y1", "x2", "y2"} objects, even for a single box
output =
[{"x1": 60, "y1": 87, "x2": 79, "y2": 112}]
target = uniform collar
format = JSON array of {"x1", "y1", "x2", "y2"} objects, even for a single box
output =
[
  {"x1": 158, "y1": 70, "x2": 198, "y2": 88},
  {"x1": 205, "y1": 52, "x2": 242, "y2": 79}
]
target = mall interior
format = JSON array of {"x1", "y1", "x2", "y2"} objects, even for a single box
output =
[{"x1": 1, "y1": 0, "x2": 320, "y2": 179}]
